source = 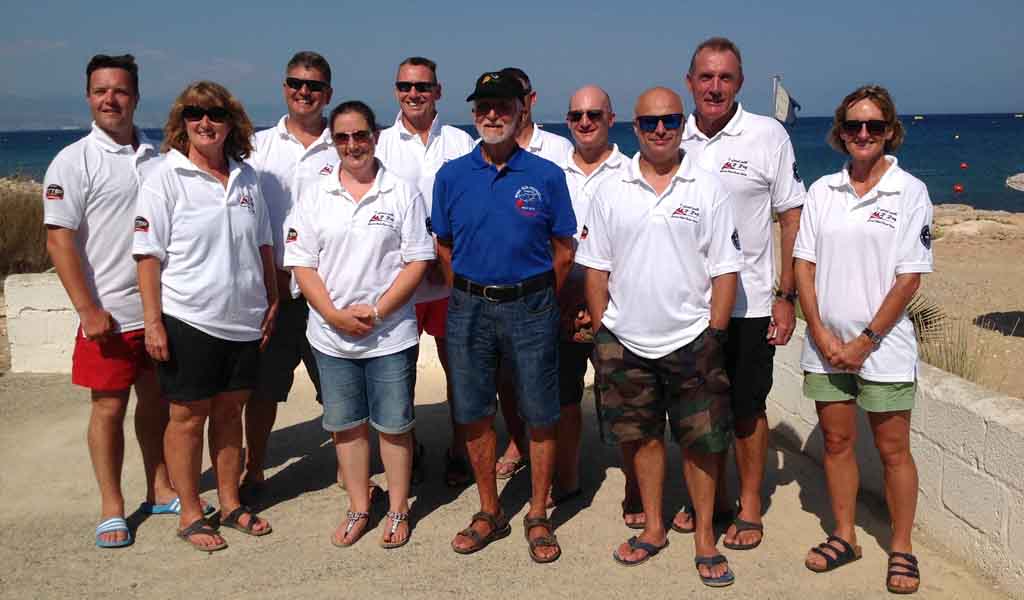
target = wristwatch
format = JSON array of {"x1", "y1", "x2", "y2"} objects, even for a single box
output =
[
  {"x1": 774, "y1": 289, "x2": 798, "y2": 303},
  {"x1": 372, "y1": 306, "x2": 382, "y2": 324},
  {"x1": 861, "y1": 327, "x2": 883, "y2": 348},
  {"x1": 708, "y1": 327, "x2": 729, "y2": 344}
]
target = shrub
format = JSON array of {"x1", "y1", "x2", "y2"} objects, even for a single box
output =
[{"x1": 0, "y1": 178, "x2": 51, "y2": 275}]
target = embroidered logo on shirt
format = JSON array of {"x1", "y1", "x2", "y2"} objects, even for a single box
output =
[
  {"x1": 580, "y1": 225, "x2": 589, "y2": 240},
  {"x1": 369, "y1": 211, "x2": 396, "y2": 227},
  {"x1": 45, "y1": 184, "x2": 64, "y2": 200},
  {"x1": 513, "y1": 186, "x2": 543, "y2": 218},
  {"x1": 793, "y1": 161, "x2": 802, "y2": 182},
  {"x1": 671, "y1": 205, "x2": 701, "y2": 223},
  {"x1": 867, "y1": 208, "x2": 898, "y2": 229},
  {"x1": 732, "y1": 229, "x2": 742, "y2": 251},
  {"x1": 286, "y1": 228, "x2": 298, "y2": 243},
  {"x1": 319, "y1": 164, "x2": 334, "y2": 175},
  {"x1": 720, "y1": 158, "x2": 749, "y2": 176},
  {"x1": 134, "y1": 216, "x2": 149, "y2": 232},
  {"x1": 920, "y1": 225, "x2": 932, "y2": 249},
  {"x1": 239, "y1": 195, "x2": 255, "y2": 214},
  {"x1": 425, "y1": 217, "x2": 433, "y2": 235}
]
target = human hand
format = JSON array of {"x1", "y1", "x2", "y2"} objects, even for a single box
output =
[
  {"x1": 329, "y1": 305, "x2": 374, "y2": 338},
  {"x1": 145, "y1": 320, "x2": 170, "y2": 362},
  {"x1": 832, "y1": 336, "x2": 874, "y2": 372},
  {"x1": 259, "y1": 300, "x2": 279, "y2": 351},
  {"x1": 768, "y1": 298, "x2": 796, "y2": 346},
  {"x1": 79, "y1": 306, "x2": 115, "y2": 341},
  {"x1": 573, "y1": 308, "x2": 594, "y2": 343},
  {"x1": 811, "y1": 327, "x2": 844, "y2": 366}
]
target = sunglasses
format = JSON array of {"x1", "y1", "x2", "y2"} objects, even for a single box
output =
[
  {"x1": 285, "y1": 77, "x2": 330, "y2": 93},
  {"x1": 567, "y1": 110, "x2": 605, "y2": 122},
  {"x1": 332, "y1": 130, "x2": 373, "y2": 145},
  {"x1": 841, "y1": 119, "x2": 888, "y2": 135},
  {"x1": 182, "y1": 105, "x2": 230, "y2": 123},
  {"x1": 635, "y1": 113, "x2": 684, "y2": 132},
  {"x1": 395, "y1": 81, "x2": 437, "y2": 93}
]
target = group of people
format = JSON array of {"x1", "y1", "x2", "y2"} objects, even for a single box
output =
[{"x1": 44, "y1": 36, "x2": 931, "y2": 594}]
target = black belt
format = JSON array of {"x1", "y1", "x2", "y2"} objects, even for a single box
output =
[{"x1": 453, "y1": 271, "x2": 554, "y2": 303}]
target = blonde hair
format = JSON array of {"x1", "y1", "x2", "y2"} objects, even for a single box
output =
[
  {"x1": 827, "y1": 84, "x2": 905, "y2": 155},
  {"x1": 161, "y1": 80, "x2": 254, "y2": 161}
]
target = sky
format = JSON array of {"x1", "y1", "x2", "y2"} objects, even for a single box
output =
[{"x1": 1, "y1": 0, "x2": 1022, "y2": 130}]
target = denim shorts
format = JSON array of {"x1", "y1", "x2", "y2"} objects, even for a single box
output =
[
  {"x1": 313, "y1": 345, "x2": 418, "y2": 434},
  {"x1": 446, "y1": 285, "x2": 560, "y2": 428}
]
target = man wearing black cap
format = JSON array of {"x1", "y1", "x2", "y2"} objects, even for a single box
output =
[{"x1": 431, "y1": 71, "x2": 576, "y2": 563}]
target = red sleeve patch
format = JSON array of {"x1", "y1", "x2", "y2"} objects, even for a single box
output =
[
  {"x1": 286, "y1": 228, "x2": 298, "y2": 243},
  {"x1": 134, "y1": 216, "x2": 149, "y2": 232},
  {"x1": 45, "y1": 184, "x2": 64, "y2": 200}
]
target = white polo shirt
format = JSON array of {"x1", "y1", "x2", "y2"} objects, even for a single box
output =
[
  {"x1": 43, "y1": 122, "x2": 160, "y2": 333},
  {"x1": 524, "y1": 124, "x2": 574, "y2": 165},
  {"x1": 249, "y1": 115, "x2": 337, "y2": 270},
  {"x1": 561, "y1": 144, "x2": 630, "y2": 284},
  {"x1": 681, "y1": 104, "x2": 805, "y2": 318},
  {"x1": 793, "y1": 157, "x2": 933, "y2": 382},
  {"x1": 376, "y1": 112, "x2": 475, "y2": 303},
  {"x1": 283, "y1": 162, "x2": 436, "y2": 359},
  {"x1": 132, "y1": 149, "x2": 273, "y2": 342},
  {"x1": 576, "y1": 152, "x2": 744, "y2": 359}
]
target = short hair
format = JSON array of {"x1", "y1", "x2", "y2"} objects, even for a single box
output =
[
  {"x1": 501, "y1": 67, "x2": 532, "y2": 94},
  {"x1": 286, "y1": 51, "x2": 332, "y2": 84},
  {"x1": 826, "y1": 85, "x2": 906, "y2": 155},
  {"x1": 688, "y1": 37, "x2": 743, "y2": 78},
  {"x1": 398, "y1": 56, "x2": 438, "y2": 82},
  {"x1": 86, "y1": 54, "x2": 139, "y2": 95},
  {"x1": 328, "y1": 100, "x2": 380, "y2": 134},
  {"x1": 162, "y1": 81, "x2": 255, "y2": 161}
]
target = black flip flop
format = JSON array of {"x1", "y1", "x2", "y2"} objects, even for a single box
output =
[
  {"x1": 612, "y1": 536, "x2": 669, "y2": 566},
  {"x1": 723, "y1": 517, "x2": 764, "y2": 550}
]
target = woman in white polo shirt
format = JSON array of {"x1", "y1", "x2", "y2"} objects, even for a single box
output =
[
  {"x1": 793, "y1": 85, "x2": 932, "y2": 595},
  {"x1": 133, "y1": 81, "x2": 278, "y2": 552},
  {"x1": 284, "y1": 101, "x2": 434, "y2": 550}
]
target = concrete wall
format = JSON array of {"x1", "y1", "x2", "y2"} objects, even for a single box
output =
[
  {"x1": 768, "y1": 320, "x2": 1024, "y2": 595},
  {"x1": 4, "y1": 273, "x2": 76, "y2": 372}
]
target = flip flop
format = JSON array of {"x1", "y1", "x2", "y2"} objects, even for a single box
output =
[
  {"x1": 722, "y1": 517, "x2": 764, "y2": 550},
  {"x1": 332, "y1": 510, "x2": 370, "y2": 548},
  {"x1": 95, "y1": 517, "x2": 133, "y2": 549},
  {"x1": 452, "y1": 511, "x2": 511, "y2": 555},
  {"x1": 220, "y1": 505, "x2": 272, "y2": 537},
  {"x1": 695, "y1": 554, "x2": 736, "y2": 587},
  {"x1": 380, "y1": 511, "x2": 411, "y2": 550},
  {"x1": 177, "y1": 518, "x2": 227, "y2": 552},
  {"x1": 671, "y1": 504, "x2": 734, "y2": 534},
  {"x1": 495, "y1": 456, "x2": 528, "y2": 480},
  {"x1": 612, "y1": 535, "x2": 669, "y2": 566},
  {"x1": 139, "y1": 497, "x2": 216, "y2": 517}
]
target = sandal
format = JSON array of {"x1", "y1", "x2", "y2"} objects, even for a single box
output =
[
  {"x1": 671, "y1": 504, "x2": 734, "y2": 534},
  {"x1": 722, "y1": 517, "x2": 764, "y2": 550},
  {"x1": 805, "y1": 535, "x2": 862, "y2": 572},
  {"x1": 95, "y1": 517, "x2": 133, "y2": 549},
  {"x1": 495, "y1": 455, "x2": 528, "y2": 480},
  {"x1": 695, "y1": 554, "x2": 736, "y2": 587},
  {"x1": 177, "y1": 518, "x2": 227, "y2": 552},
  {"x1": 887, "y1": 551, "x2": 921, "y2": 594},
  {"x1": 452, "y1": 510, "x2": 511, "y2": 555},
  {"x1": 220, "y1": 505, "x2": 272, "y2": 537},
  {"x1": 523, "y1": 515, "x2": 561, "y2": 564},
  {"x1": 612, "y1": 535, "x2": 669, "y2": 566},
  {"x1": 332, "y1": 510, "x2": 370, "y2": 548},
  {"x1": 380, "y1": 511, "x2": 411, "y2": 549},
  {"x1": 621, "y1": 497, "x2": 646, "y2": 530},
  {"x1": 444, "y1": 448, "x2": 473, "y2": 488}
]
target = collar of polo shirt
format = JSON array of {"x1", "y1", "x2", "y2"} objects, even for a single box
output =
[
  {"x1": 393, "y1": 111, "x2": 442, "y2": 141},
  {"x1": 468, "y1": 144, "x2": 526, "y2": 171},
  {"x1": 273, "y1": 114, "x2": 333, "y2": 147},
  {"x1": 683, "y1": 102, "x2": 747, "y2": 142},
  {"x1": 563, "y1": 143, "x2": 628, "y2": 176},
  {"x1": 90, "y1": 121, "x2": 155, "y2": 155},
  {"x1": 322, "y1": 158, "x2": 395, "y2": 198},
  {"x1": 622, "y1": 150, "x2": 696, "y2": 185},
  {"x1": 829, "y1": 155, "x2": 905, "y2": 198},
  {"x1": 166, "y1": 147, "x2": 243, "y2": 179}
]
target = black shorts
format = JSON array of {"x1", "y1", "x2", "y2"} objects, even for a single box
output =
[
  {"x1": 157, "y1": 314, "x2": 261, "y2": 403},
  {"x1": 558, "y1": 341, "x2": 592, "y2": 406},
  {"x1": 724, "y1": 316, "x2": 776, "y2": 421},
  {"x1": 254, "y1": 296, "x2": 321, "y2": 403}
]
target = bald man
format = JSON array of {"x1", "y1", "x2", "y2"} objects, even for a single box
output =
[{"x1": 576, "y1": 88, "x2": 741, "y2": 586}]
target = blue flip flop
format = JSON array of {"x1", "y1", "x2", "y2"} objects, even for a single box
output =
[
  {"x1": 695, "y1": 554, "x2": 736, "y2": 587},
  {"x1": 612, "y1": 536, "x2": 669, "y2": 566},
  {"x1": 95, "y1": 517, "x2": 133, "y2": 549},
  {"x1": 140, "y1": 497, "x2": 216, "y2": 516}
]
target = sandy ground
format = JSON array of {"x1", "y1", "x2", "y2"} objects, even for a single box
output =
[{"x1": 0, "y1": 347, "x2": 1009, "y2": 600}]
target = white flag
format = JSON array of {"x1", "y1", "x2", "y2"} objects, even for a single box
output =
[{"x1": 773, "y1": 82, "x2": 801, "y2": 125}]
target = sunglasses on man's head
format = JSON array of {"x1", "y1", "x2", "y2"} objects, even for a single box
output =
[
  {"x1": 285, "y1": 77, "x2": 329, "y2": 93},
  {"x1": 182, "y1": 105, "x2": 230, "y2": 123},
  {"x1": 567, "y1": 110, "x2": 605, "y2": 122},
  {"x1": 635, "y1": 113, "x2": 684, "y2": 132},
  {"x1": 332, "y1": 130, "x2": 373, "y2": 145},
  {"x1": 395, "y1": 81, "x2": 437, "y2": 93},
  {"x1": 841, "y1": 119, "x2": 888, "y2": 135}
]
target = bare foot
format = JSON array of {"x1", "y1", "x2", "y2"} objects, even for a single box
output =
[{"x1": 332, "y1": 511, "x2": 369, "y2": 547}]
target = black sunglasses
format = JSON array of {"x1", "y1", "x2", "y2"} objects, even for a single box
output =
[
  {"x1": 182, "y1": 105, "x2": 230, "y2": 123},
  {"x1": 567, "y1": 110, "x2": 605, "y2": 122},
  {"x1": 635, "y1": 113, "x2": 684, "y2": 132},
  {"x1": 332, "y1": 130, "x2": 373, "y2": 145},
  {"x1": 842, "y1": 119, "x2": 888, "y2": 135},
  {"x1": 395, "y1": 81, "x2": 437, "y2": 93},
  {"x1": 285, "y1": 77, "x2": 330, "y2": 93}
]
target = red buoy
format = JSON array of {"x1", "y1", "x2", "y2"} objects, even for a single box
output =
[
  {"x1": 960, "y1": 162, "x2": 969, "y2": 170},
  {"x1": 953, "y1": 183, "x2": 965, "y2": 194}
]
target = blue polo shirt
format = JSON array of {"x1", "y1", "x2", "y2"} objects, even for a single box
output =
[{"x1": 432, "y1": 145, "x2": 576, "y2": 285}]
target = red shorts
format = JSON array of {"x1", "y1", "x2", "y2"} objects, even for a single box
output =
[
  {"x1": 415, "y1": 298, "x2": 448, "y2": 338},
  {"x1": 71, "y1": 328, "x2": 152, "y2": 392}
]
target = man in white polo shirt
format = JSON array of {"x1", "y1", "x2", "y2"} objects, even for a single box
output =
[
  {"x1": 376, "y1": 56, "x2": 475, "y2": 487},
  {"x1": 44, "y1": 54, "x2": 177, "y2": 548},
  {"x1": 244, "y1": 51, "x2": 335, "y2": 497},
  {"x1": 577, "y1": 87, "x2": 741, "y2": 585},
  {"x1": 674, "y1": 37, "x2": 805, "y2": 550}
]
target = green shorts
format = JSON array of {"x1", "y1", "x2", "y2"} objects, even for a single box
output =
[{"x1": 802, "y1": 372, "x2": 916, "y2": 413}]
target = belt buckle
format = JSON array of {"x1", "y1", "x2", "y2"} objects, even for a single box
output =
[{"x1": 482, "y1": 285, "x2": 503, "y2": 302}]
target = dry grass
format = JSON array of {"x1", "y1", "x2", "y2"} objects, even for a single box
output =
[{"x1": 0, "y1": 177, "x2": 51, "y2": 275}]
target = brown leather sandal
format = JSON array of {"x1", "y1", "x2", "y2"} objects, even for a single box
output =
[
  {"x1": 451, "y1": 510, "x2": 511, "y2": 554},
  {"x1": 523, "y1": 515, "x2": 562, "y2": 564}
]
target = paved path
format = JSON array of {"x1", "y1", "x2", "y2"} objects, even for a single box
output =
[{"x1": 0, "y1": 361, "x2": 1008, "y2": 599}]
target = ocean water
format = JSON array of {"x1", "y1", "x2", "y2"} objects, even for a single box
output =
[{"x1": 2, "y1": 113, "x2": 1023, "y2": 210}]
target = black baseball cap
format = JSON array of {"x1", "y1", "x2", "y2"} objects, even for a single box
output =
[{"x1": 465, "y1": 71, "x2": 526, "y2": 102}]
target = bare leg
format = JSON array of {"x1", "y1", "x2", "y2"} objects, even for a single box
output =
[
  {"x1": 132, "y1": 369, "x2": 176, "y2": 504},
  {"x1": 210, "y1": 390, "x2": 268, "y2": 531},
  {"x1": 684, "y1": 447, "x2": 729, "y2": 580},
  {"x1": 242, "y1": 397, "x2": 277, "y2": 486},
  {"x1": 620, "y1": 444, "x2": 645, "y2": 527},
  {"x1": 89, "y1": 391, "x2": 130, "y2": 544},
  {"x1": 379, "y1": 430, "x2": 413, "y2": 545},
  {"x1": 333, "y1": 423, "x2": 372, "y2": 545},
  {"x1": 525, "y1": 423, "x2": 559, "y2": 560},
  {"x1": 723, "y1": 413, "x2": 768, "y2": 547},
  {"x1": 805, "y1": 400, "x2": 860, "y2": 570},
  {"x1": 497, "y1": 365, "x2": 527, "y2": 476},
  {"x1": 614, "y1": 438, "x2": 667, "y2": 560},
  {"x1": 451, "y1": 416, "x2": 501, "y2": 551},
  {"x1": 869, "y1": 410, "x2": 918, "y2": 592},
  {"x1": 166, "y1": 398, "x2": 224, "y2": 549}
]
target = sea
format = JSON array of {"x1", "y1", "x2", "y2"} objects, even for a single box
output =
[{"x1": 2, "y1": 113, "x2": 1023, "y2": 210}]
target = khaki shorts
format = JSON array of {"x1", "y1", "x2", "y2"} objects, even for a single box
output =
[{"x1": 803, "y1": 372, "x2": 916, "y2": 413}]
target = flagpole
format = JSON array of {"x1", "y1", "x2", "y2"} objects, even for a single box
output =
[{"x1": 771, "y1": 75, "x2": 780, "y2": 117}]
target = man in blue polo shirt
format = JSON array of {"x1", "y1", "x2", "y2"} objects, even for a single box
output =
[{"x1": 432, "y1": 70, "x2": 576, "y2": 563}]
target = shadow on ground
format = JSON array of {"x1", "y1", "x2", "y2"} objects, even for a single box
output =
[{"x1": 975, "y1": 311, "x2": 1024, "y2": 337}]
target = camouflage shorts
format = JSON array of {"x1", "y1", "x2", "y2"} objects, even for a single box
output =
[{"x1": 592, "y1": 327, "x2": 733, "y2": 453}]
